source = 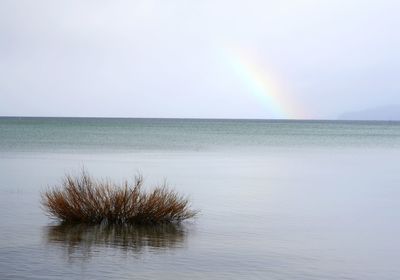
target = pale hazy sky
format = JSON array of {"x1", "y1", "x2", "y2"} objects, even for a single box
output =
[{"x1": 1, "y1": 0, "x2": 399, "y2": 119}]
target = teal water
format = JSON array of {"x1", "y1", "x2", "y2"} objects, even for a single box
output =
[
  {"x1": 2, "y1": 117, "x2": 400, "y2": 152},
  {"x1": 1, "y1": 117, "x2": 400, "y2": 279}
]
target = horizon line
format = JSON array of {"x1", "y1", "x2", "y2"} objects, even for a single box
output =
[{"x1": 1, "y1": 115, "x2": 399, "y2": 123}]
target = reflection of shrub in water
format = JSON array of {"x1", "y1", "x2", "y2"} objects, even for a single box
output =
[{"x1": 46, "y1": 223, "x2": 188, "y2": 258}]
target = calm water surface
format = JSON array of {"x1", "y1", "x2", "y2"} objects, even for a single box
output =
[{"x1": 0, "y1": 118, "x2": 400, "y2": 279}]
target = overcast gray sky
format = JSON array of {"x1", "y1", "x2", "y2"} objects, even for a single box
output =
[{"x1": 1, "y1": 0, "x2": 399, "y2": 119}]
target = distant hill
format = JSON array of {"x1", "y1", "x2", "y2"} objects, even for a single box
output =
[{"x1": 339, "y1": 105, "x2": 400, "y2": 121}]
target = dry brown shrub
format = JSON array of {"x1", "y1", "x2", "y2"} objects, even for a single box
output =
[{"x1": 41, "y1": 171, "x2": 197, "y2": 225}]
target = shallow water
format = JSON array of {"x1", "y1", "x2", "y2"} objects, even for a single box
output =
[{"x1": 1, "y1": 118, "x2": 400, "y2": 279}]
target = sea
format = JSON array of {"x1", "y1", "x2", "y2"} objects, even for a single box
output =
[{"x1": 0, "y1": 117, "x2": 399, "y2": 279}]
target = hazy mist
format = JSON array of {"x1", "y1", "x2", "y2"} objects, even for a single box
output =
[{"x1": 1, "y1": 0, "x2": 400, "y2": 119}]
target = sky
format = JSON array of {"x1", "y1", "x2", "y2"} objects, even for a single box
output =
[{"x1": 1, "y1": 0, "x2": 400, "y2": 119}]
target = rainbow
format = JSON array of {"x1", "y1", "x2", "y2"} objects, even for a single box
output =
[{"x1": 223, "y1": 47, "x2": 305, "y2": 119}]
